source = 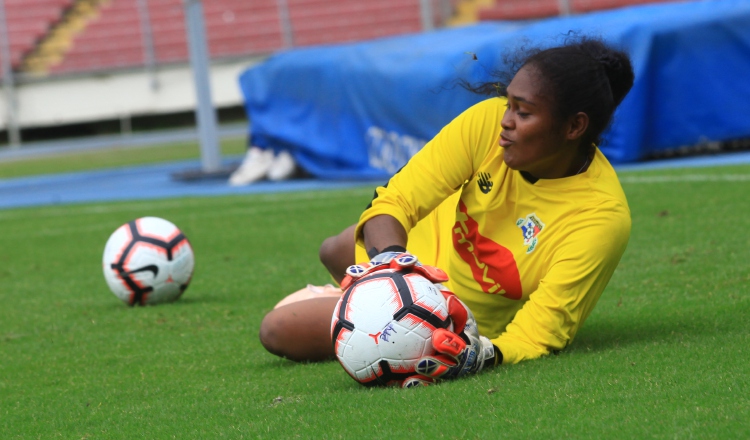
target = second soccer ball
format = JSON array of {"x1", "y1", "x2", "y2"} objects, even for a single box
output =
[{"x1": 102, "y1": 216, "x2": 195, "y2": 306}]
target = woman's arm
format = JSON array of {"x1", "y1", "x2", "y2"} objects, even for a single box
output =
[
  {"x1": 493, "y1": 204, "x2": 631, "y2": 363},
  {"x1": 355, "y1": 98, "x2": 506, "y2": 256},
  {"x1": 362, "y1": 214, "x2": 408, "y2": 258}
]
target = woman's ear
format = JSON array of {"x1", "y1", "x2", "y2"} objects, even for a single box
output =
[{"x1": 566, "y1": 112, "x2": 589, "y2": 141}]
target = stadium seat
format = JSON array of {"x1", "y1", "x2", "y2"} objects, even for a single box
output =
[
  {"x1": 477, "y1": 0, "x2": 562, "y2": 20},
  {"x1": 0, "y1": 0, "x2": 73, "y2": 70},
  {"x1": 20, "y1": 0, "x2": 444, "y2": 76},
  {"x1": 288, "y1": 0, "x2": 423, "y2": 46},
  {"x1": 572, "y1": 0, "x2": 684, "y2": 13},
  {"x1": 477, "y1": 0, "x2": 686, "y2": 21}
]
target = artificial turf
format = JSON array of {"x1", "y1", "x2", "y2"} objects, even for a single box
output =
[{"x1": 0, "y1": 163, "x2": 748, "y2": 438}]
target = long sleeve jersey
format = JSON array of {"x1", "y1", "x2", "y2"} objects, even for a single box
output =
[{"x1": 355, "y1": 97, "x2": 631, "y2": 364}]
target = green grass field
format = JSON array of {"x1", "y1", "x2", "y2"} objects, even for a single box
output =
[
  {"x1": 1, "y1": 149, "x2": 748, "y2": 438},
  {"x1": 0, "y1": 137, "x2": 247, "y2": 179}
]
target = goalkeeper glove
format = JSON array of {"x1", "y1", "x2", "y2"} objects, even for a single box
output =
[
  {"x1": 340, "y1": 251, "x2": 448, "y2": 290},
  {"x1": 415, "y1": 291, "x2": 499, "y2": 380}
]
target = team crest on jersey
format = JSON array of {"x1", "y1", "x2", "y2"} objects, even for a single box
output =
[{"x1": 516, "y1": 213, "x2": 545, "y2": 254}]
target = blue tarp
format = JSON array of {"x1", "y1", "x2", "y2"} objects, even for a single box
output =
[{"x1": 239, "y1": 0, "x2": 750, "y2": 179}]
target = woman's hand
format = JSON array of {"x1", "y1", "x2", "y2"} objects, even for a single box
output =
[
  {"x1": 340, "y1": 252, "x2": 448, "y2": 289},
  {"x1": 414, "y1": 292, "x2": 498, "y2": 381}
]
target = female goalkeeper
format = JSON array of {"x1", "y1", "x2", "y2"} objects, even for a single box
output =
[{"x1": 259, "y1": 37, "x2": 635, "y2": 383}]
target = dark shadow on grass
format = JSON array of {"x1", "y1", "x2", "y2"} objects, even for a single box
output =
[
  {"x1": 255, "y1": 314, "x2": 706, "y2": 369},
  {"x1": 256, "y1": 355, "x2": 380, "y2": 391},
  {"x1": 98, "y1": 294, "x2": 230, "y2": 310},
  {"x1": 261, "y1": 355, "x2": 337, "y2": 369}
]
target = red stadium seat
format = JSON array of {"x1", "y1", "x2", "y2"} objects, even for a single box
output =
[
  {"x1": 477, "y1": 0, "x2": 560, "y2": 21},
  {"x1": 477, "y1": 0, "x2": 686, "y2": 21},
  {"x1": 572, "y1": 0, "x2": 684, "y2": 13},
  {"x1": 0, "y1": 0, "x2": 73, "y2": 70},
  {"x1": 32, "y1": 0, "x2": 440, "y2": 75}
]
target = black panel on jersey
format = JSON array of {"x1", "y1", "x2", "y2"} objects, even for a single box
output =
[
  {"x1": 364, "y1": 165, "x2": 406, "y2": 210},
  {"x1": 520, "y1": 170, "x2": 539, "y2": 184}
]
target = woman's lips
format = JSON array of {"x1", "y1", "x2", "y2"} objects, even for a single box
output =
[{"x1": 499, "y1": 134, "x2": 514, "y2": 147}]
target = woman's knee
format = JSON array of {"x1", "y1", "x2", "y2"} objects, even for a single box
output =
[
  {"x1": 258, "y1": 297, "x2": 339, "y2": 362},
  {"x1": 259, "y1": 308, "x2": 289, "y2": 359}
]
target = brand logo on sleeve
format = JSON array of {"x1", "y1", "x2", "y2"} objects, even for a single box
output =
[{"x1": 516, "y1": 213, "x2": 545, "y2": 254}]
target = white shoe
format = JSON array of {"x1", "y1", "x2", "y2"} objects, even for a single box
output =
[
  {"x1": 228, "y1": 147, "x2": 274, "y2": 186},
  {"x1": 267, "y1": 150, "x2": 297, "y2": 181}
]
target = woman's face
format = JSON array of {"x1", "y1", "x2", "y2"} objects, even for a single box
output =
[{"x1": 499, "y1": 65, "x2": 581, "y2": 179}]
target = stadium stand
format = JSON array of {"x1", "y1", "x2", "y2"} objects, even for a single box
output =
[
  {"x1": 23, "y1": 0, "x2": 110, "y2": 75},
  {"x1": 477, "y1": 0, "x2": 687, "y2": 21},
  {"x1": 448, "y1": 0, "x2": 503, "y2": 25},
  {"x1": 48, "y1": 0, "x2": 288, "y2": 74},
  {"x1": 286, "y1": 0, "x2": 424, "y2": 46},
  {"x1": 0, "y1": 0, "x2": 74, "y2": 72},
  {"x1": 3, "y1": 0, "x2": 696, "y2": 77},
  {"x1": 16, "y1": 0, "x2": 449, "y2": 76},
  {"x1": 4, "y1": 0, "x2": 716, "y2": 146},
  {"x1": 0, "y1": 0, "x2": 456, "y2": 139}
]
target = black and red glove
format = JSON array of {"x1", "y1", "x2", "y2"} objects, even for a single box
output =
[
  {"x1": 340, "y1": 252, "x2": 448, "y2": 290},
  {"x1": 413, "y1": 289, "x2": 500, "y2": 381}
]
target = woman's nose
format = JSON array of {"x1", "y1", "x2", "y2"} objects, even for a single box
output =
[{"x1": 501, "y1": 112, "x2": 513, "y2": 131}]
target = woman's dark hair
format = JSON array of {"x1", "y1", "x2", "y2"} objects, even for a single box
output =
[{"x1": 466, "y1": 36, "x2": 635, "y2": 148}]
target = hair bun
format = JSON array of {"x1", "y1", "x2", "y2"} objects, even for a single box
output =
[{"x1": 580, "y1": 39, "x2": 635, "y2": 106}]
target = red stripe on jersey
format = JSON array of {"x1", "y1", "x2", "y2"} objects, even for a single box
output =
[{"x1": 453, "y1": 200, "x2": 523, "y2": 299}]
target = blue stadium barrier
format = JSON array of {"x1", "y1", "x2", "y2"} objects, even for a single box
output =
[{"x1": 239, "y1": 0, "x2": 750, "y2": 180}]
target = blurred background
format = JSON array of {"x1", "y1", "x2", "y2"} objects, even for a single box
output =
[
  {"x1": 0, "y1": 0, "x2": 459, "y2": 146},
  {"x1": 0, "y1": 0, "x2": 747, "y2": 175}
]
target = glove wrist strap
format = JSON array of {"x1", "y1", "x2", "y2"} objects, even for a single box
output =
[
  {"x1": 367, "y1": 245, "x2": 407, "y2": 259},
  {"x1": 478, "y1": 336, "x2": 498, "y2": 372}
]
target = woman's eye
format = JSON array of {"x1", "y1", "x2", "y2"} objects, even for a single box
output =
[{"x1": 504, "y1": 102, "x2": 528, "y2": 117}]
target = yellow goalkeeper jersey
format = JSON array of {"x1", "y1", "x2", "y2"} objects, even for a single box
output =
[{"x1": 355, "y1": 97, "x2": 631, "y2": 364}]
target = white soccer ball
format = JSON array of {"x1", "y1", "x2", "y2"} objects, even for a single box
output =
[
  {"x1": 102, "y1": 217, "x2": 195, "y2": 306},
  {"x1": 330, "y1": 267, "x2": 453, "y2": 387}
]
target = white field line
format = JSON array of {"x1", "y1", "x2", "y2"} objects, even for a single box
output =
[{"x1": 619, "y1": 174, "x2": 750, "y2": 183}]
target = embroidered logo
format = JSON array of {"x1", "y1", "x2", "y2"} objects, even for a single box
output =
[
  {"x1": 477, "y1": 172, "x2": 493, "y2": 194},
  {"x1": 516, "y1": 213, "x2": 545, "y2": 254}
]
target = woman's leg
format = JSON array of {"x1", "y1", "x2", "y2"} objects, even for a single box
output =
[
  {"x1": 258, "y1": 224, "x2": 357, "y2": 362},
  {"x1": 259, "y1": 296, "x2": 340, "y2": 362},
  {"x1": 272, "y1": 284, "x2": 342, "y2": 309}
]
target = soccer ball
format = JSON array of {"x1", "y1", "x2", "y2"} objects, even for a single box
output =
[
  {"x1": 330, "y1": 267, "x2": 452, "y2": 387},
  {"x1": 102, "y1": 217, "x2": 195, "y2": 306}
]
